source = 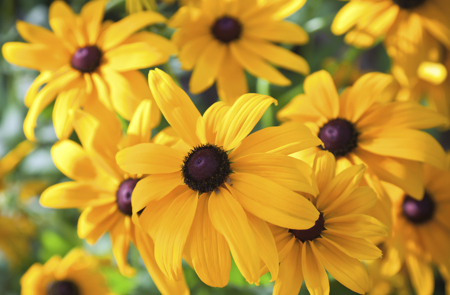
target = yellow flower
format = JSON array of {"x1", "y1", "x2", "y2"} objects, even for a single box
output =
[
  {"x1": 278, "y1": 70, "x2": 447, "y2": 201},
  {"x1": 40, "y1": 100, "x2": 188, "y2": 294},
  {"x1": 0, "y1": 214, "x2": 35, "y2": 268},
  {"x1": 169, "y1": 0, "x2": 309, "y2": 102},
  {"x1": 126, "y1": 0, "x2": 157, "y2": 13},
  {"x1": 270, "y1": 151, "x2": 386, "y2": 295},
  {"x1": 21, "y1": 248, "x2": 113, "y2": 295},
  {"x1": 116, "y1": 69, "x2": 322, "y2": 286},
  {"x1": 331, "y1": 0, "x2": 450, "y2": 51},
  {"x1": 2, "y1": 0, "x2": 176, "y2": 141},
  {"x1": 0, "y1": 140, "x2": 34, "y2": 191},
  {"x1": 380, "y1": 154, "x2": 450, "y2": 295}
]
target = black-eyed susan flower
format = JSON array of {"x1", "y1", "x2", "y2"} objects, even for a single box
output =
[
  {"x1": 379, "y1": 154, "x2": 450, "y2": 295},
  {"x1": 278, "y1": 70, "x2": 447, "y2": 201},
  {"x1": 270, "y1": 151, "x2": 386, "y2": 295},
  {"x1": 0, "y1": 140, "x2": 34, "y2": 191},
  {"x1": 21, "y1": 248, "x2": 112, "y2": 295},
  {"x1": 169, "y1": 0, "x2": 309, "y2": 102},
  {"x1": 116, "y1": 69, "x2": 322, "y2": 286},
  {"x1": 40, "y1": 101, "x2": 188, "y2": 294},
  {"x1": 2, "y1": 0, "x2": 175, "y2": 141},
  {"x1": 331, "y1": 0, "x2": 450, "y2": 52}
]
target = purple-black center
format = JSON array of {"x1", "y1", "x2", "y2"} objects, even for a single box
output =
[
  {"x1": 393, "y1": 0, "x2": 426, "y2": 9},
  {"x1": 402, "y1": 192, "x2": 435, "y2": 224},
  {"x1": 47, "y1": 280, "x2": 80, "y2": 295},
  {"x1": 71, "y1": 46, "x2": 102, "y2": 73},
  {"x1": 116, "y1": 178, "x2": 140, "y2": 216},
  {"x1": 211, "y1": 16, "x2": 242, "y2": 43},
  {"x1": 318, "y1": 119, "x2": 358, "y2": 157},
  {"x1": 290, "y1": 213, "x2": 325, "y2": 242},
  {"x1": 182, "y1": 144, "x2": 231, "y2": 194}
]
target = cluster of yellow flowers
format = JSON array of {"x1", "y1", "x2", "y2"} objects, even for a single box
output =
[{"x1": 2, "y1": 0, "x2": 450, "y2": 294}]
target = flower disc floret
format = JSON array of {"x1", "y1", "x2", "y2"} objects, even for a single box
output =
[
  {"x1": 393, "y1": 0, "x2": 426, "y2": 9},
  {"x1": 116, "y1": 179, "x2": 140, "y2": 216},
  {"x1": 182, "y1": 144, "x2": 231, "y2": 194},
  {"x1": 47, "y1": 280, "x2": 80, "y2": 295},
  {"x1": 402, "y1": 193, "x2": 435, "y2": 224},
  {"x1": 211, "y1": 16, "x2": 242, "y2": 43},
  {"x1": 71, "y1": 46, "x2": 102, "y2": 73},
  {"x1": 318, "y1": 119, "x2": 358, "y2": 157},
  {"x1": 290, "y1": 213, "x2": 325, "y2": 242}
]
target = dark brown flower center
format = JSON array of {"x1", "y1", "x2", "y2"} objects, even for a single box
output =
[
  {"x1": 71, "y1": 46, "x2": 102, "y2": 73},
  {"x1": 402, "y1": 192, "x2": 435, "y2": 224},
  {"x1": 393, "y1": 0, "x2": 426, "y2": 9},
  {"x1": 116, "y1": 178, "x2": 140, "y2": 216},
  {"x1": 182, "y1": 144, "x2": 231, "y2": 194},
  {"x1": 318, "y1": 119, "x2": 358, "y2": 157},
  {"x1": 211, "y1": 16, "x2": 242, "y2": 43},
  {"x1": 290, "y1": 213, "x2": 325, "y2": 242},
  {"x1": 47, "y1": 280, "x2": 80, "y2": 295}
]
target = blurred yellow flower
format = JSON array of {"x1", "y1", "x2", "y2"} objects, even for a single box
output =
[
  {"x1": 0, "y1": 214, "x2": 35, "y2": 268},
  {"x1": 169, "y1": 0, "x2": 309, "y2": 102},
  {"x1": 2, "y1": 0, "x2": 176, "y2": 141},
  {"x1": 270, "y1": 151, "x2": 386, "y2": 295},
  {"x1": 21, "y1": 248, "x2": 113, "y2": 295},
  {"x1": 380, "y1": 153, "x2": 450, "y2": 295},
  {"x1": 117, "y1": 69, "x2": 322, "y2": 286},
  {"x1": 0, "y1": 140, "x2": 34, "y2": 191},
  {"x1": 278, "y1": 70, "x2": 447, "y2": 201},
  {"x1": 40, "y1": 101, "x2": 188, "y2": 294},
  {"x1": 331, "y1": 0, "x2": 450, "y2": 52},
  {"x1": 125, "y1": 0, "x2": 200, "y2": 13}
]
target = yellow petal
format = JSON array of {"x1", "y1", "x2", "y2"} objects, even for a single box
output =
[
  {"x1": 110, "y1": 217, "x2": 136, "y2": 277},
  {"x1": 116, "y1": 143, "x2": 184, "y2": 175},
  {"x1": 316, "y1": 164, "x2": 365, "y2": 212},
  {"x1": 229, "y1": 173, "x2": 319, "y2": 229},
  {"x1": 246, "y1": 21, "x2": 308, "y2": 44},
  {"x1": 53, "y1": 89, "x2": 81, "y2": 139},
  {"x1": 123, "y1": 31, "x2": 177, "y2": 56},
  {"x1": 331, "y1": 1, "x2": 367, "y2": 35},
  {"x1": 0, "y1": 140, "x2": 34, "y2": 176},
  {"x1": 405, "y1": 254, "x2": 434, "y2": 295},
  {"x1": 277, "y1": 94, "x2": 326, "y2": 125},
  {"x1": 49, "y1": 1, "x2": 85, "y2": 48},
  {"x1": 40, "y1": 182, "x2": 115, "y2": 208},
  {"x1": 203, "y1": 101, "x2": 230, "y2": 143},
  {"x1": 246, "y1": 213, "x2": 279, "y2": 282},
  {"x1": 189, "y1": 40, "x2": 226, "y2": 94},
  {"x1": 80, "y1": 0, "x2": 106, "y2": 44},
  {"x1": 16, "y1": 20, "x2": 61, "y2": 46},
  {"x1": 230, "y1": 122, "x2": 322, "y2": 159},
  {"x1": 216, "y1": 50, "x2": 248, "y2": 104},
  {"x1": 359, "y1": 128, "x2": 446, "y2": 169},
  {"x1": 98, "y1": 11, "x2": 166, "y2": 51},
  {"x1": 325, "y1": 214, "x2": 387, "y2": 239},
  {"x1": 230, "y1": 42, "x2": 291, "y2": 86},
  {"x1": 178, "y1": 34, "x2": 214, "y2": 70},
  {"x1": 131, "y1": 172, "x2": 183, "y2": 214},
  {"x1": 51, "y1": 140, "x2": 97, "y2": 181},
  {"x1": 103, "y1": 42, "x2": 165, "y2": 72},
  {"x1": 326, "y1": 186, "x2": 377, "y2": 217},
  {"x1": 187, "y1": 194, "x2": 231, "y2": 287},
  {"x1": 78, "y1": 203, "x2": 120, "y2": 244},
  {"x1": 321, "y1": 232, "x2": 382, "y2": 260},
  {"x1": 233, "y1": 153, "x2": 316, "y2": 196},
  {"x1": 302, "y1": 241, "x2": 329, "y2": 295},
  {"x1": 209, "y1": 188, "x2": 260, "y2": 284},
  {"x1": 273, "y1": 240, "x2": 303, "y2": 295},
  {"x1": 124, "y1": 99, "x2": 160, "y2": 147},
  {"x1": 149, "y1": 69, "x2": 206, "y2": 147},
  {"x1": 313, "y1": 238, "x2": 370, "y2": 294},
  {"x1": 303, "y1": 70, "x2": 339, "y2": 120},
  {"x1": 24, "y1": 69, "x2": 81, "y2": 141},
  {"x1": 312, "y1": 151, "x2": 336, "y2": 193},
  {"x1": 215, "y1": 93, "x2": 277, "y2": 151},
  {"x1": 239, "y1": 38, "x2": 309, "y2": 75},
  {"x1": 134, "y1": 230, "x2": 189, "y2": 295},
  {"x1": 153, "y1": 189, "x2": 198, "y2": 280},
  {"x1": 24, "y1": 71, "x2": 53, "y2": 107}
]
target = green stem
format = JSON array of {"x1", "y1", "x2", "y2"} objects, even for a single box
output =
[{"x1": 257, "y1": 78, "x2": 274, "y2": 128}]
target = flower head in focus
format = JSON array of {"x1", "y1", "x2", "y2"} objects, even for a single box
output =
[
  {"x1": 169, "y1": 0, "x2": 309, "y2": 102},
  {"x1": 2, "y1": 0, "x2": 176, "y2": 141},
  {"x1": 116, "y1": 69, "x2": 322, "y2": 286},
  {"x1": 271, "y1": 151, "x2": 386, "y2": 295}
]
